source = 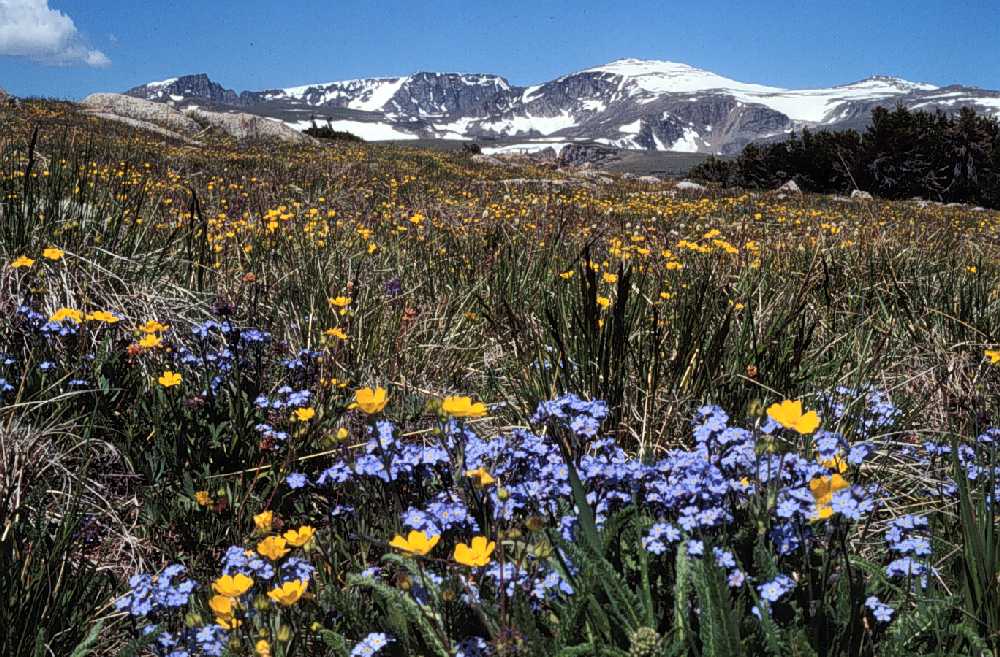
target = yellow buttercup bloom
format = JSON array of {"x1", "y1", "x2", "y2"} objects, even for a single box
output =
[
  {"x1": 138, "y1": 334, "x2": 162, "y2": 349},
  {"x1": 255, "y1": 640, "x2": 272, "y2": 657},
  {"x1": 602, "y1": 272, "x2": 618, "y2": 284},
  {"x1": 10, "y1": 255, "x2": 34, "y2": 268},
  {"x1": 389, "y1": 530, "x2": 440, "y2": 556},
  {"x1": 158, "y1": 371, "x2": 182, "y2": 387},
  {"x1": 441, "y1": 396, "x2": 488, "y2": 418},
  {"x1": 49, "y1": 307, "x2": 83, "y2": 323},
  {"x1": 257, "y1": 535, "x2": 290, "y2": 561},
  {"x1": 453, "y1": 536, "x2": 495, "y2": 567},
  {"x1": 215, "y1": 615, "x2": 242, "y2": 629},
  {"x1": 86, "y1": 310, "x2": 119, "y2": 323},
  {"x1": 325, "y1": 327, "x2": 348, "y2": 340},
  {"x1": 212, "y1": 573, "x2": 254, "y2": 597},
  {"x1": 209, "y1": 594, "x2": 236, "y2": 617},
  {"x1": 352, "y1": 387, "x2": 388, "y2": 414},
  {"x1": 767, "y1": 400, "x2": 820, "y2": 434},
  {"x1": 809, "y1": 474, "x2": 849, "y2": 520},
  {"x1": 254, "y1": 510, "x2": 273, "y2": 532},
  {"x1": 559, "y1": 270, "x2": 575, "y2": 280},
  {"x1": 986, "y1": 349, "x2": 1000, "y2": 365},
  {"x1": 328, "y1": 296, "x2": 351, "y2": 308},
  {"x1": 283, "y1": 525, "x2": 316, "y2": 547},
  {"x1": 267, "y1": 579, "x2": 307, "y2": 605},
  {"x1": 42, "y1": 247, "x2": 64, "y2": 261},
  {"x1": 293, "y1": 407, "x2": 316, "y2": 422},
  {"x1": 465, "y1": 467, "x2": 496, "y2": 486},
  {"x1": 139, "y1": 320, "x2": 169, "y2": 333},
  {"x1": 194, "y1": 490, "x2": 212, "y2": 506},
  {"x1": 596, "y1": 296, "x2": 611, "y2": 309}
]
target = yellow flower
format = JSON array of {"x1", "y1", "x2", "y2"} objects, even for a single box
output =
[
  {"x1": 809, "y1": 474, "x2": 849, "y2": 519},
  {"x1": 212, "y1": 573, "x2": 254, "y2": 597},
  {"x1": 257, "y1": 535, "x2": 290, "y2": 561},
  {"x1": 283, "y1": 525, "x2": 316, "y2": 547},
  {"x1": 85, "y1": 310, "x2": 119, "y2": 323},
  {"x1": 209, "y1": 594, "x2": 236, "y2": 617},
  {"x1": 267, "y1": 579, "x2": 307, "y2": 606},
  {"x1": 335, "y1": 427, "x2": 349, "y2": 441},
  {"x1": 10, "y1": 255, "x2": 34, "y2": 268},
  {"x1": 194, "y1": 490, "x2": 212, "y2": 506},
  {"x1": 352, "y1": 387, "x2": 388, "y2": 414},
  {"x1": 254, "y1": 510, "x2": 273, "y2": 532},
  {"x1": 293, "y1": 407, "x2": 316, "y2": 422},
  {"x1": 255, "y1": 640, "x2": 272, "y2": 657},
  {"x1": 766, "y1": 400, "x2": 820, "y2": 434},
  {"x1": 158, "y1": 371, "x2": 182, "y2": 387},
  {"x1": 453, "y1": 536, "x2": 495, "y2": 567},
  {"x1": 139, "y1": 320, "x2": 169, "y2": 333},
  {"x1": 440, "y1": 396, "x2": 488, "y2": 418},
  {"x1": 138, "y1": 334, "x2": 162, "y2": 349},
  {"x1": 602, "y1": 272, "x2": 618, "y2": 284},
  {"x1": 559, "y1": 270, "x2": 575, "y2": 280},
  {"x1": 42, "y1": 247, "x2": 64, "y2": 261},
  {"x1": 215, "y1": 615, "x2": 242, "y2": 629},
  {"x1": 49, "y1": 307, "x2": 83, "y2": 323},
  {"x1": 325, "y1": 327, "x2": 348, "y2": 340},
  {"x1": 465, "y1": 467, "x2": 496, "y2": 486},
  {"x1": 328, "y1": 296, "x2": 351, "y2": 308},
  {"x1": 389, "y1": 530, "x2": 440, "y2": 556},
  {"x1": 596, "y1": 296, "x2": 611, "y2": 309},
  {"x1": 986, "y1": 349, "x2": 1000, "y2": 365}
]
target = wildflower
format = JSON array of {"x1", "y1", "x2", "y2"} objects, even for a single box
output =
[
  {"x1": 602, "y1": 272, "x2": 618, "y2": 284},
  {"x1": 441, "y1": 396, "x2": 488, "y2": 418},
  {"x1": 328, "y1": 296, "x2": 351, "y2": 308},
  {"x1": 758, "y1": 574, "x2": 795, "y2": 603},
  {"x1": 139, "y1": 320, "x2": 169, "y2": 333},
  {"x1": 267, "y1": 579, "x2": 307, "y2": 605},
  {"x1": 353, "y1": 386, "x2": 388, "y2": 414},
  {"x1": 257, "y1": 536, "x2": 290, "y2": 561},
  {"x1": 49, "y1": 307, "x2": 83, "y2": 323},
  {"x1": 254, "y1": 510, "x2": 273, "y2": 532},
  {"x1": 767, "y1": 399, "x2": 820, "y2": 434},
  {"x1": 465, "y1": 467, "x2": 496, "y2": 486},
  {"x1": 293, "y1": 407, "x2": 316, "y2": 422},
  {"x1": 325, "y1": 327, "x2": 349, "y2": 340},
  {"x1": 85, "y1": 310, "x2": 120, "y2": 323},
  {"x1": 209, "y1": 594, "x2": 236, "y2": 617},
  {"x1": 42, "y1": 247, "x2": 64, "y2": 261},
  {"x1": 389, "y1": 530, "x2": 440, "y2": 556},
  {"x1": 865, "y1": 596, "x2": 894, "y2": 622},
  {"x1": 158, "y1": 371, "x2": 182, "y2": 387},
  {"x1": 351, "y1": 633, "x2": 392, "y2": 657},
  {"x1": 255, "y1": 640, "x2": 272, "y2": 657},
  {"x1": 810, "y1": 474, "x2": 849, "y2": 520},
  {"x1": 454, "y1": 536, "x2": 495, "y2": 567},
  {"x1": 596, "y1": 296, "x2": 611, "y2": 309},
  {"x1": 559, "y1": 270, "x2": 575, "y2": 279},
  {"x1": 138, "y1": 334, "x2": 162, "y2": 349},
  {"x1": 194, "y1": 491, "x2": 212, "y2": 506},
  {"x1": 286, "y1": 472, "x2": 308, "y2": 488},
  {"x1": 986, "y1": 349, "x2": 1000, "y2": 365},
  {"x1": 212, "y1": 573, "x2": 254, "y2": 597},
  {"x1": 10, "y1": 255, "x2": 34, "y2": 268},
  {"x1": 283, "y1": 525, "x2": 316, "y2": 547}
]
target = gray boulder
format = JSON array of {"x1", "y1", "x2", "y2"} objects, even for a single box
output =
[
  {"x1": 674, "y1": 180, "x2": 707, "y2": 193},
  {"x1": 850, "y1": 189, "x2": 873, "y2": 200},
  {"x1": 777, "y1": 179, "x2": 801, "y2": 193},
  {"x1": 82, "y1": 93, "x2": 201, "y2": 134},
  {"x1": 187, "y1": 109, "x2": 314, "y2": 144}
]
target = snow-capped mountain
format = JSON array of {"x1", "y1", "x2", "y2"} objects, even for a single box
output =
[{"x1": 123, "y1": 60, "x2": 1000, "y2": 154}]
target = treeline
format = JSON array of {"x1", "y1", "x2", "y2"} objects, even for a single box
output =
[
  {"x1": 690, "y1": 105, "x2": 1000, "y2": 208},
  {"x1": 303, "y1": 118, "x2": 364, "y2": 142}
]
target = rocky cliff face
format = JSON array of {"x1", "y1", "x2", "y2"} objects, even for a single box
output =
[{"x1": 119, "y1": 61, "x2": 1000, "y2": 154}]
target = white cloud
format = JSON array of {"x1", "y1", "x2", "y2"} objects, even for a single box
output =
[{"x1": 0, "y1": 0, "x2": 110, "y2": 67}]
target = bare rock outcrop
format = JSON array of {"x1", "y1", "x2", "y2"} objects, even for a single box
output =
[
  {"x1": 186, "y1": 109, "x2": 314, "y2": 144},
  {"x1": 82, "y1": 93, "x2": 201, "y2": 134}
]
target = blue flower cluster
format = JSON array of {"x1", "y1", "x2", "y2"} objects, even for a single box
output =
[{"x1": 885, "y1": 515, "x2": 931, "y2": 580}]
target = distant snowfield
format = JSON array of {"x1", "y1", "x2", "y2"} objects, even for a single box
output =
[
  {"x1": 481, "y1": 142, "x2": 572, "y2": 155},
  {"x1": 283, "y1": 119, "x2": 418, "y2": 141}
]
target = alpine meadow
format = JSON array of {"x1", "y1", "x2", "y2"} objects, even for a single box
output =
[{"x1": 2, "y1": 10, "x2": 1000, "y2": 657}]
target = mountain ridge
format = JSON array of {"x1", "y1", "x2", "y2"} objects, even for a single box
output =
[{"x1": 121, "y1": 60, "x2": 1000, "y2": 154}]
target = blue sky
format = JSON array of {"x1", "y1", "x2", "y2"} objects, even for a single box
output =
[{"x1": 1, "y1": 0, "x2": 998, "y2": 99}]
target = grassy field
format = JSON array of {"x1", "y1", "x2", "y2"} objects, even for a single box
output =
[{"x1": 2, "y1": 99, "x2": 1000, "y2": 657}]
